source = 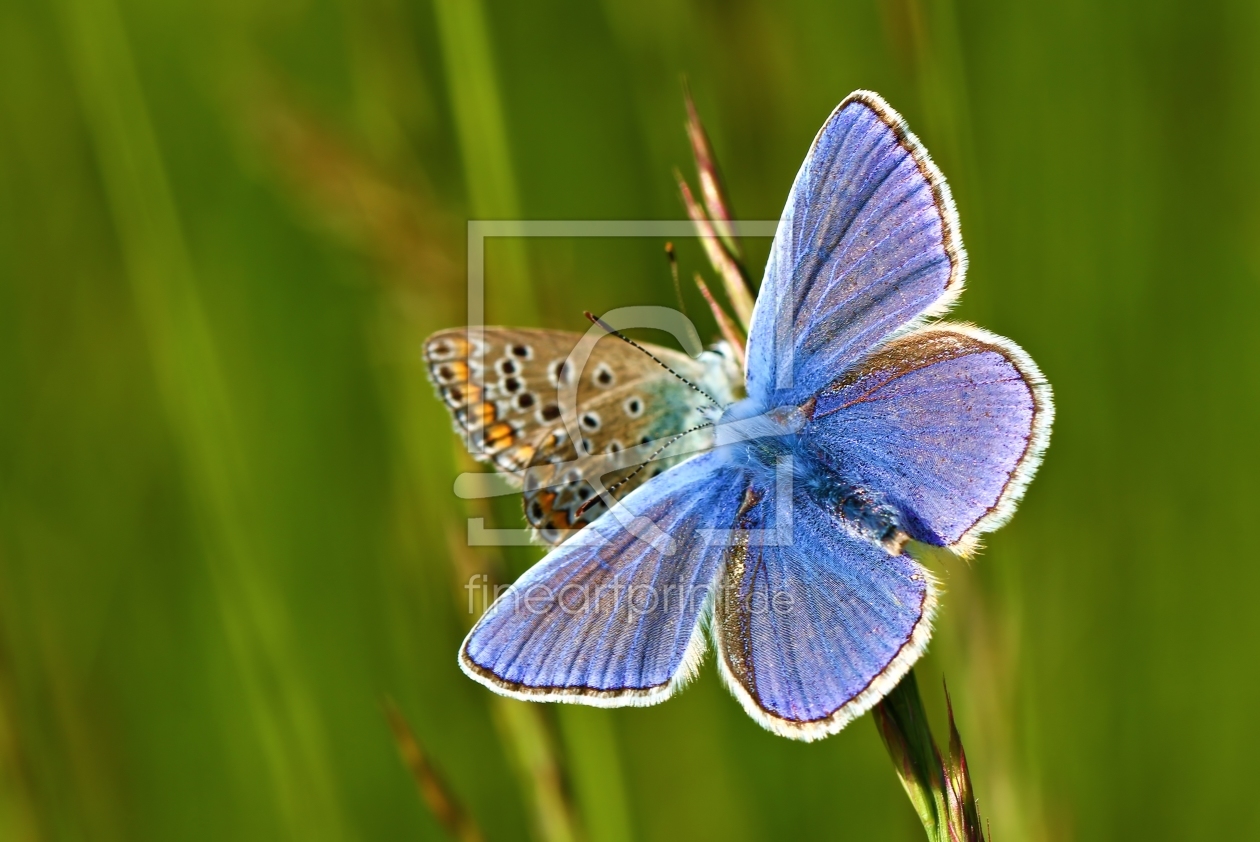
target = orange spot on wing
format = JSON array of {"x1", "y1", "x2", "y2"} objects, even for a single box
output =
[
  {"x1": 443, "y1": 360, "x2": 470, "y2": 383},
  {"x1": 444, "y1": 382, "x2": 483, "y2": 409},
  {"x1": 459, "y1": 402, "x2": 495, "y2": 429},
  {"x1": 482, "y1": 422, "x2": 516, "y2": 454}
]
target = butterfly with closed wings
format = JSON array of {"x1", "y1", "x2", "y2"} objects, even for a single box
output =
[
  {"x1": 425, "y1": 90, "x2": 1052, "y2": 741},
  {"x1": 426, "y1": 321, "x2": 740, "y2": 545}
]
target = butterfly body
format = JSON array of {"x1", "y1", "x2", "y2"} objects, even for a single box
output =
[
  {"x1": 713, "y1": 395, "x2": 908, "y2": 552},
  {"x1": 430, "y1": 91, "x2": 1053, "y2": 741}
]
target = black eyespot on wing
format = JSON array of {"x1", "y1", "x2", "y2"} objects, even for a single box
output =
[
  {"x1": 515, "y1": 392, "x2": 536, "y2": 410},
  {"x1": 540, "y1": 404, "x2": 561, "y2": 422}
]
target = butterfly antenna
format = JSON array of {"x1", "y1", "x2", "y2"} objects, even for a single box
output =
[
  {"x1": 583, "y1": 311, "x2": 724, "y2": 409},
  {"x1": 574, "y1": 422, "x2": 713, "y2": 519}
]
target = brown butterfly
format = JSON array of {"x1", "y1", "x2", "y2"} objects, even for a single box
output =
[{"x1": 425, "y1": 324, "x2": 740, "y2": 545}]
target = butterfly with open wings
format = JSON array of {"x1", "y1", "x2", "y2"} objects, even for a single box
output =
[{"x1": 425, "y1": 91, "x2": 1052, "y2": 741}]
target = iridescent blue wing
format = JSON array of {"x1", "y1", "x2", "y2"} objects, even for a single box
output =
[
  {"x1": 714, "y1": 480, "x2": 937, "y2": 741},
  {"x1": 807, "y1": 324, "x2": 1054, "y2": 556},
  {"x1": 460, "y1": 452, "x2": 748, "y2": 703},
  {"x1": 745, "y1": 91, "x2": 965, "y2": 406}
]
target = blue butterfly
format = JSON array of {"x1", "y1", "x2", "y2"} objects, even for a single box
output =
[{"x1": 434, "y1": 91, "x2": 1053, "y2": 741}]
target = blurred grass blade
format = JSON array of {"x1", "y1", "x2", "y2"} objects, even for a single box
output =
[
  {"x1": 384, "y1": 698, "x2": 485, "y2": 842},
  {"x1": 944, "y1": 685, "x2": 984, "y2": 841},
  {"x1": 431, "y1": 0, "x2": 537, "y2": 322},
  {"x1": 873, "y1": 670, "x2": 947, "y2": 839},
  {"x1": 873, "y1": 670, "x2": 987, "y2": 842},
  {"x1": 676, "y1": 89, "x2": 756, "y2": 332},
  {"x1": 490, "y1": 702, "x2": 582, "y2": 842},
  {"x1": 54, "y1": 0, "x2": 348, "y2": 837},
  {"x1": 554, "y1": 708, "x2": 633, "y2": 842},
  {"x1": 676, "y1": 174, "x2": 754, "y2": 331},
  {"x1": 444, "y1": 528, "x2": 583, "y2": 842},
  {"x1": 247, "y1": 88, "x2": 458, "y2": 288},
  {"x1": 693, "y1": 272, "x2": 746, "y2": 367},
  {"x1": 682, "y1": 79, "x2": 739, "y2": 257}
]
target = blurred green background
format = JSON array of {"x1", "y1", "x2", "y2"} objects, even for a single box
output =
[{"x1": 3, "y1": 0, "x2": 1259, "y2": 839}]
